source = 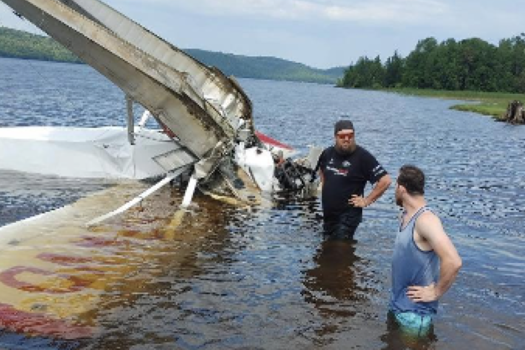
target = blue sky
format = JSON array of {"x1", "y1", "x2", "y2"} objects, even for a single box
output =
[{"x1": 1, "y1": 0, "x2": 523, "y2": 69}]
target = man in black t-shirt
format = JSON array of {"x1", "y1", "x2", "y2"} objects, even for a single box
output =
[{"x1": 317, "y1": 120, "x2": 391, "y2": 239}]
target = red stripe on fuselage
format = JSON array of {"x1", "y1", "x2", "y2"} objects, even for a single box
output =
[
  {"x1": 0, "y1": 266, "x2": 91, "y2": 294},
  {"x1": 0, "y1": 303, "x2": 94, "y2": 339},
  {"x1": 255, "y1": 131, "x2": 293, "y2": 150}
]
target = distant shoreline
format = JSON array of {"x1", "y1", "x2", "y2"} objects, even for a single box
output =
[
  {"x1": 0, "y1": 27, "x2": 344, "y2": 85},
  {"x1": 4, "y1": 54, "x2": 517, "y2": 120},
  {"x1": 382, "y1": 88, "x2": 524, "y2": 120},
  {"x1": 338, "y1": 86, "x2": 523, "y2": 120}
]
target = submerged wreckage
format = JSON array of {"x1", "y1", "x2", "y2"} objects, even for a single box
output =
[
  {"x1": 0, "y1": 0, "x2": 321, "y2": 224},
  {"x1": 0, "y1": 1, "x2": 325, "y2": 338}
]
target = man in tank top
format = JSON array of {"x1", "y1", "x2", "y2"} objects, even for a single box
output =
[
  {"x1": 390, "y1": 165, "x2": 462, "y2": 335},
  {"x1": 316, "y1": 119, "x2": 391, "y2": 239}
]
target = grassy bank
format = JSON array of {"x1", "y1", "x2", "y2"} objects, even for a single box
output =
[{"x1": 384, "y1": 88, "x2": 525, "y2": 120}]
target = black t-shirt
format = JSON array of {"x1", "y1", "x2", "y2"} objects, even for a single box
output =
[{"x1": 317, "y1": 145, "x2": 388, "y2": 221}]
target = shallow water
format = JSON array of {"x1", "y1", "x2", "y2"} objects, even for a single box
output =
[{"x1": 0, "y1": 57, "x2": 524, "y2": 349}]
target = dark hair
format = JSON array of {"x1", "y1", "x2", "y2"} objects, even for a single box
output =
[
  {"x1": 398, "y1": 165, "x2": 425, "y2": 195},
  {"x1": 334, "y1": 120, "x2": 354, "y2": 134}
]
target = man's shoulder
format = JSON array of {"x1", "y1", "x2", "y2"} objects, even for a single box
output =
[
  {"x1": 355, "y1": 145, "x2": 373, "y2": 157},
  {"x1": 415, "y1": 210, "x2": 445, "y2": 237},
  {"x1": 321, "y1": 146, "x2": 336, "y2": 158},
  {"x1": 353, "y1": 146, "x2": 377, "y2": 164},
  {"x1": 418, "y1": 210, "x2": 441, "y2": 224}
]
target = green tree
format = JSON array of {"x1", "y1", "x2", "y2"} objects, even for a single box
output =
[
  {"x1": 341, "y1": 55, "x2": 386, "y2": 89},
  {"x1": 384, "y1": 51, "x2": 405, "y2": 88}
]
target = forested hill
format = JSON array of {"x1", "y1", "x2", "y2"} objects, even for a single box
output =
[
  {"x1": 340, "y1": 35, "x2": 525, "y2": 93},
  {"x1": 0, "y1": 27, "x2": 81, "y2": 63},
  {"x1": 184, "y1": 49, "x2": 344, "y2": 84},
  {"x1": 0, "y1": 27, "x2": 344, "y2": 84}
]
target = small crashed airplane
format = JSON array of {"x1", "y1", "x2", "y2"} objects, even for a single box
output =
[
  {"x1": 0, "y1": 1, "x2": 324, "y2": 338},
  {"x1": 0, "y1": 0, "x2": 322, "y2": 225}
]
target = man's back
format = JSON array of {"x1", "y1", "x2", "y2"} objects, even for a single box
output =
[{"x1": 390, "y1": 207, "x2": 439, "y2": 315}]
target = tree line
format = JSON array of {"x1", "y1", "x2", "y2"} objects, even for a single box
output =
[
  {"x1": 0, "y1": 27, "x2": 344, "y2": 84},
  {"x1": 340, "y1": 35, "x2": 525, "y2": 93},
  {"x1": 0, "y1": 27, "x2": 81, "y2": 63},
  {"x1": 185, "y1": 49, "x2": 344, "y2": 84}
]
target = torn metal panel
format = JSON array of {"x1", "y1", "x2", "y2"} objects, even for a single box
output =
[{"x1": 153, "y1": 148, "x2": 198, "y2": 173}]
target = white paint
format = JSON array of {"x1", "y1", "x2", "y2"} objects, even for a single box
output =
[
  {"x1": 235, "y1": 145, "x2": 275, "y2": 192},
  {"x1": 0, "y1": 126, "x2": 181, "y2": 179},
  {"x1": 181, "y1": 176, "x2": 198, "y2": 208}
]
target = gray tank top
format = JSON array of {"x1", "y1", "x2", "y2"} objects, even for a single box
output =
[{"x1": 390, "y1": 207, "x2": 439, "y2": 315}]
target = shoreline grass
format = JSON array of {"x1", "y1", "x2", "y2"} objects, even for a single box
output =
[{"x1": 382, "y1": 88, "x2": 525, "y2": 120}]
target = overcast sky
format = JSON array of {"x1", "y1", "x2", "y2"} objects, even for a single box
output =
[{"x1": 0, "y1": 0, "x2": 523, "y2": 69}]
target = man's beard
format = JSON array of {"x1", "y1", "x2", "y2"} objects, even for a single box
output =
[{"x1": 335, "y1": 144, "x2": 353, "y2": 155}]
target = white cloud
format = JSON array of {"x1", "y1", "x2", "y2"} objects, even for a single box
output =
[
  {"x1": 142, "y1": 0, "x2": 449, "y2": 24},
  {"x1": 3, "y1": 0, "x2": 522, "y2": 68},
  {"x1": 321, "y1": 0, "x2": 449, "y2": 23}
]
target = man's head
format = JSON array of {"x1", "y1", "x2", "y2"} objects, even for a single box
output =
[
  {"x1": 333, "y1": 120, "x2": 355, "y2": 154},
  {"x1": 396, "y1": 165, "x2": 425, "y2": 206}
]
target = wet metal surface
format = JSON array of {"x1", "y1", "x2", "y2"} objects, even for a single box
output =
[{"x1": 0, "y1": 58, "x2": 524, "y2": 349}]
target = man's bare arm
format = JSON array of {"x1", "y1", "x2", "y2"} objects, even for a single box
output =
[{"x1": 407, "y1": 213, "x2": 462, "y2": 302}]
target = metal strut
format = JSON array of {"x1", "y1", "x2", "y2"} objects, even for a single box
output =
[
  {"x1": 126, "y1": 95, "x2": 135, "y2": 145},
  {"x1": 86, "y1": 165, "x2": 190, "y2": 227}
]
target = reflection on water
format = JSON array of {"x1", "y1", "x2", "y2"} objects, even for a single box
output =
[
  {"x1": 0, "y1": 58, "x2": 524, "y2": 349},
  {"x1": 302, "y1": 240, "x2": 364, "y2": 346},
  {"x1": 304, "y1": 240, "x2": 362, "y2": 307},
  {"x1": 0, "y1": 180, "x2": 238, "y2": 348},
  {"x1": 86, "y1": 191, "x2": 236, "y2": 350}
]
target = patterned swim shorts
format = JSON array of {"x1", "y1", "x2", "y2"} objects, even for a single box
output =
[{"x1": 392, "y1": 311, "x2": 433, "y2": 336}]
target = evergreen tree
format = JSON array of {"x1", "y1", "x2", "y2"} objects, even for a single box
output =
[{"x1": 384, "y1": 51, "x2": 404, "y2": 88}]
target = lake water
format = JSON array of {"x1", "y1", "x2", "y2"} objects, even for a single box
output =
[{"x1": 0, "y1": 57, "x2": 524, "y2": 349}]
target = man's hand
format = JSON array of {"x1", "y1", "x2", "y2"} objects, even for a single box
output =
[
  {"x1": 406, "y1": 283, "x2": 439, "y2": 303},
  {"x1": 349, "y1": 195, "x2": 368, "y2": 208},
  {"x1": 349, "y1": 174, "x2": 391, "y2": 208}
]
